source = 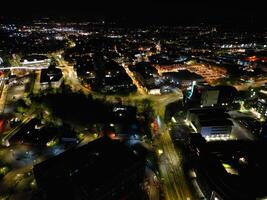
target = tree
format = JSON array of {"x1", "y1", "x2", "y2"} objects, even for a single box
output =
[{"x1": 164, "y1": 100, "x2": 184, "y2": 121}]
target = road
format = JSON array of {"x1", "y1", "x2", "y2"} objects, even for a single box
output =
[
  {"x1": 92, "y1": 62, "x2": 187, "y2": 200},
  {"x1": 230, "y1": 119, "x2": 255, "y2": 140},
  {"x1": 122, "y1": 63, "x2": 147, "y2": 95},
  {"x1": 0, "y1": 82, "x2": 9, "y2": 113},
  {"x1": 53, "y1": 54, "x2": 183, "y2": 117},
  {"x1": 153, "y1": 96, "x2": 193, "y2": 200},
  {"x1": 233, "y1": 77, "x2": 267, "y2": 91},
  {"x1": 0, "y1": 142, "x2": 67, "y2": 200},
  {"x1": 90, "y1": 66, "x2": 188, "y2": 200},
  {"x1": 155, "y1": 116, "x2": 193, "y2": 200},
  {"x1": 54, "y1": 55, "x2": 91, "y2": 94},
  {"x1": 228, "y1": 111, "x2": 256, "y2": 140},
  {"x1": 33, "y1": 70, "x2": 41, "y2": 94},
  {"x1": 0, "y1": 71, "x2": 12, "y2": 113},
  {"x1": 145, "y1": 167, "x2": 160, "y2": 200},
  {"x1": 3, "y1": 53, "x2": 190, "y2": 200},
  {"x1": 2, "y1": 114, "x2": 35, "y2": 147}
]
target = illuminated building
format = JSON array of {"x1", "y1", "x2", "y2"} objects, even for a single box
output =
[
  {"x1": 163, "y1": 70, "x2": 204, "y2": 90},
  {"x1": 256, "y1": 98, "x2": 267, "y2": 119},
  {"x1": 20, "y1": 55, "x2": 51, "y2": 67},
  {"x1": 40, "y1": 67, "x2": 63, "y2": 90},
  {"x1": 187, "y1": 108, "x2": 233, "y2": 140},
  {"x1": 185, "y1": 84, "x2": 237, "y2": 108}
]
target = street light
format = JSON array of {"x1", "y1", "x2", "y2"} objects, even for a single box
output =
[{"x1": 158, "y1": 149, "x2": 163, "y2": 156}]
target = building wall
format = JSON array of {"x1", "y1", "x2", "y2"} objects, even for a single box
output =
[
  {"x1": 201, "y1": 90, "x2": 219, "y2": 107},
  {"x1": 51, "y1": 77, "x2": 63, "y2": 88},
  {"x1": 148, "y1": 88, "x2": 161, "y2": 95},
  {"x1": 200, "y1": 126, "x2": 232, "y2": 137},
  {"x1": 40, "y1": 77, "x2": 63, "y2": 90},
  {"x1": 187, "y1": 110, "x2": 232, "y2": 140},
  {"x1": 21, "y1": 58, "x2": 51, "y2": 66},
  {"x1": 257, "y1": 99, "x2": 267, "y2": 119}
]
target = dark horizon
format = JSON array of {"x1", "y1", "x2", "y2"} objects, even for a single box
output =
[{"x1": 1, "y1": 1, "x2": 267, "y2": 28}]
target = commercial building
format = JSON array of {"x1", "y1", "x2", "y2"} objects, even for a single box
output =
[
  {"x1": 33, "y1": 136, "x2": 146, "y2": 200},
  {"x1": 187, "y1": 107, "x2": 233, "y2": 140},
  {"x1": 130, "y1": 62, "x2": 175, "y2": 95},
  {"x1": 216, "y1": 86, "x2": 238, "y2": 106},
  {"x1": 40, "y1": 67, "x2": 63, "y2": 90},
  {"x1": 8, "y1": 54, "x2": 52, "y2": 75},
  {"x1": 201, "y1": 89, "x2": 219, "y2": 107},
  {"x1": 0, "y1": 116, "x2": 6, "y2": 133},
  {"x1": 255, "y1": 88, "x2": 267, "y2": 119},
  {"x1": 162, "y1": 70, "x2": 204, "y2": 90},
  {"x1": 185, "y1": 84, "x2": 237, "y2": 108},
  {"x1": 20, "y1": 55, "x2": 51, "y2": 68},
  {"x1": 256, "y1": 98, "x2": 267, "y2": 119},
  {"x1": 246, "y1": 85, "x2": 267, "y2": 120},
  {"x1": 75, "y1": 56, "x2": 136, "y2": 94},
  {"x1": 189, "y1": 134, "x2": 257, "y2": 200},
  {"x1": 185, "y1": 84, "x2": 218, "y2": 107}
]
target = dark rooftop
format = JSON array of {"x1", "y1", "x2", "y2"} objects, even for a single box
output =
[
  {"x1": 20, "y1": 54, "x2": 48, "y2": 62},
  {"x1": 189, "y1": 135, "x2": 253, "y2": 200},
  {"x1": 197, "y1": 112, "x2": 231, "y2": 121},
  {"x1": 199, "y1": 119, "x2": 233, "y2": 127},
  {"x1": 188, "y1": 107, "x2": 227, "y2": 114},
  {"x1": 33, "y1": 136, "x2": 145, "y2": 199},
  {"x1": 163, "y1": 70, "x2": 203, "y2": 81}
]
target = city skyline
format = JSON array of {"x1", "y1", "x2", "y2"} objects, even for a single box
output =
[
  {"x1": 1, "y1": 1, "x2": 267, "y2": 27},
  {"x1": 0, "y1": 4, "x2": 266, "y2": 200}
]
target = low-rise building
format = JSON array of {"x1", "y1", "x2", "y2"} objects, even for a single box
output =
[
  {"x1": 33, "y1": 136, "x2": 146, "y2": 200},
  {"x1": 40, "y1": 67, "x2": 63, "y2": 90},
  {"x1": 163, "y1": 70, "x2": 204, "y2": 90},
  {"x1": 185, "y1": 84, "x2": 237, "y2": 108},
  {"x1": 187, "y1": 107, "x2": 233, "y2": 140},
  {"x1": 256, "y1": 97, "x2": 267, "y2": 119},
  {"x1": 20, "y1": 54, "x2": 51, "y2": 68}
]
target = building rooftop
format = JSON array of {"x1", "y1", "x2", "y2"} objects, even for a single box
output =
[
  {"x1": 163, "y1": 70, "x2": 203, "y2": 81},
  {"x1": 188, "y1": 107, "x2": 227, "y2": 114},
  {"x1": 20, "y1": 54, "x2": 48, "y2": 62},
  {"x1": 189, "y1": 135, "x2": 254, "y2": 199},
  {"x1": 258, "y1": 97, "x2": 267, "y2": 105},
  {"x1": 197, "y1": 112, "x2": 231, "y2": 121},
  {"x1": 130, "y1": 62, "x2": 158, "y2": 79},
  {"x1": 34, "y1": 136, "x2": 145, "y2": 199},
  {"x1": 199, "y1": 119, "x2": 233, "y2": 127},
  {"x1": 40, "y1": 67, "x2": 62, "y2": 83}
]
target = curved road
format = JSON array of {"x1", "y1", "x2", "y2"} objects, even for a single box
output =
[{"x1": 54, "y1": 55, "x2": 193, "y2": 200}]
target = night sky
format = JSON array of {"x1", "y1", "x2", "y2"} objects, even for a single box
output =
[{"x1": 1, "y1": 1, "x2": 267, "y2": 27}]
